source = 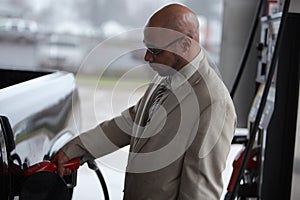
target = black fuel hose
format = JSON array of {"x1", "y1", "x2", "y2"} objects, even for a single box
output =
[
  {"x1": 87, "y1": 160, "x2": 109, "y2": 200},
  {"x1": 225, "y1": 0, "x2": 291, "y2": 199},
  {"x1": 230, "y1": 0, "x2": 265, "y2": 98}
]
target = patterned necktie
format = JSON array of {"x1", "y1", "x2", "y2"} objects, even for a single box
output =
[{"x1": 147, "y1": 77, "x2": 170, "y2": 123}]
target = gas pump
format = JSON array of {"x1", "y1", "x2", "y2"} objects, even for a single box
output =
[
  {"x1": 225, "y1": 0, "x2": 300, "y2": 199},
  {"x1": 245, "y1": 12, "x2": 280, "y2": 198}
]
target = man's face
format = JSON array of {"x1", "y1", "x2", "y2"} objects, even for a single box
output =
[{"x1": 143, "y1": 27, "x2": 183, "y2": 76}]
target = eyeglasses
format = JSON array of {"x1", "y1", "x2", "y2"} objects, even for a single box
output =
[{"x1": 145, "y1": 36, "x2": 184, "y2": 57}]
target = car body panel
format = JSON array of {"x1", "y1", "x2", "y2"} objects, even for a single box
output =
[{"x1": 0, "y1": 68, "x2": 81, "y2": 166}]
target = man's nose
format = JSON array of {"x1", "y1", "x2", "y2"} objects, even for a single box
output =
[{"x1": 144, "y1": 50, "x2": 154, "y2": 62}]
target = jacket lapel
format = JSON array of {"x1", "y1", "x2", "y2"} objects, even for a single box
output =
[{"x1": 132, "y1": 71, "x2": 202, "y2": 153}]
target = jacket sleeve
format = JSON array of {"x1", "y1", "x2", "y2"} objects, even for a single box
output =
[
  {"x1": 178, "y1": 99, "x2": 236, "y2": 200},
  {"x1": 61, "y1": 99, "x2": 140, "y2": 160}
]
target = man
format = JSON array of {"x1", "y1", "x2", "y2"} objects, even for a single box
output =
[{"x1": 52, "y1": 3, "x2": 236, "y2": 199}]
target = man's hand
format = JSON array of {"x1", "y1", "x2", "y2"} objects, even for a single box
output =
[{"x1": 51, "y1": 150, "x2": 72, "y2": 177}]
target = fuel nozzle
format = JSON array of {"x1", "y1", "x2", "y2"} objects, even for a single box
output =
[{"x1": 24, "y1": 158, "x2": 81, "y2": 177}]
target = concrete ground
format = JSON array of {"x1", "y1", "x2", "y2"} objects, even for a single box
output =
[{"x1": 72, "y1": 75, "x2": 243, "y2": 200}]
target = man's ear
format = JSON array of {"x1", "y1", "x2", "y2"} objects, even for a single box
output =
[{"x1": 181, "y1": 37, "x2": 191, "y2": 52}]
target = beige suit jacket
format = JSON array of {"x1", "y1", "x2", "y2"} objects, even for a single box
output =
[{"x1": 62, "y1": 51, "x2": 237, "y2": 200}]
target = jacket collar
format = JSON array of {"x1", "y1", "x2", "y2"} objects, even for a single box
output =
[{"x1": 170, "y1": 48, "x2": 204, "y2": 90}]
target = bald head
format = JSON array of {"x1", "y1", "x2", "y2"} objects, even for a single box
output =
[
  {"x1": 143, "y1": 4, "x2": 201, "y2": 74},
  {"x1": 146, "y1": 4, "x2": 199, "y2": 42}
]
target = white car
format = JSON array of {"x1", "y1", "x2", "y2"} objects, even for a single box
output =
[
  {"x1": 0, "y1": 18, "x2": 38, "y2": 42},
  {"x1": 37, "y1": 35, "x2": 85, "y2": 72}
]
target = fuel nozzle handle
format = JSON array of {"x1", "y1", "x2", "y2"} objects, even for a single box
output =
[
  {"x1": 62, "y1": 158, "x2": 81, "y2": 170},
  {"x1": 24, "y1": 158, "x2": 81, "y2": 176}
]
